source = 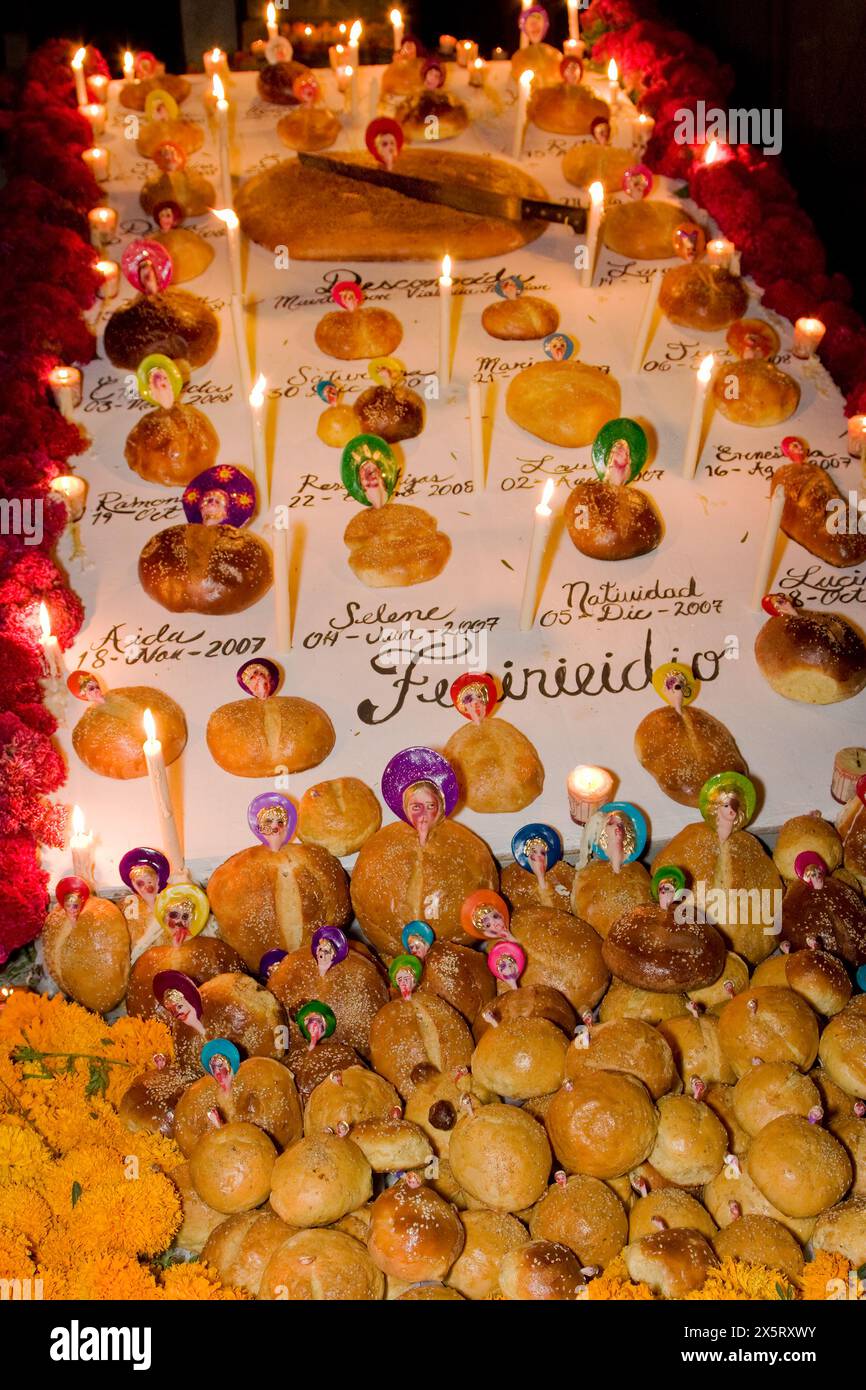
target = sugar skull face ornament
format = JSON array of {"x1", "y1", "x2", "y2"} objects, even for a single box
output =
[
  {"x1": 154, "y1": 883, "x2": 209, "y2": 946},
  {"x1": 381, "y1": 748, "x2": 459, "y2": 847},
  {"x1": 699, "y1": 772, "x2": 756, "y2": 845},
  {"x1": 248, "y1": 793, "x2": 297, "y2": 852}
]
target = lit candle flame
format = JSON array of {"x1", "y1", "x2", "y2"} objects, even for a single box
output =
[
  {"x1": 212, "y1": 73, "x2": 226, "y2": 104},
  {"x1": 390, "y1": 9, "x2": 402, "y2": 25},
  {"x1": 589, "y1": 180, "x2": 605, "y2": 207},
  {"x1": 72, "y1": 47, "x2": 86, "y2": 70},
  {"x1": 335, "y1": 44, "x2": 344, "y2": 56},
  {"x1": 519, "y1": 68, "x2": 534, "y2": 90},
  {"x1": 266, "y1": 3, "x2": 276, "y2": 24},
  {"x1": 537, "y1": 478, "x2": 555, "y2": 516},
  {"x1": 704, "y1": 139, "x2": 721, "y2": 165},
  {"x1": 250, "y1": 374, "x2": 267, "y2": 409},
  {"x1": 143, "y1": 707, "x2": 157, "y2": 744},
  {"x1": 213, "y1": 208, "x2": 239, "y2": 231},
  {"x1": 72, "y1": 804, "x2": 86, "y2": 837},
  {"x1": 38, "y1": 601, "x2": 51, "y2": 639},
  {"x1": 440, "y1": 253, "x2": 452, "y2": 284},
  {"x1": 123, "y1": 50, "x2": 134, "y2": 77},
  {"x1": 304, "y1": 25, "x2": 312, "y2": 36},
  {"x1": 344, "y1": 64, "x2": 354, "y2": 77},
  {"x1": 698, "y1": 352, "x2": 715, "y2": 384},
  {"x1": 607, "y1": 58, "x2": 618, "y2": 82},
  {"x1": 349, "y1": 20, "x2": 362, "y2": 45},
  {"x1": 474, "y1": 57, "x2": 483, "y2": 69},
  {"x1": 800, "y1": 317, "x2": 824, "y2": 334}
]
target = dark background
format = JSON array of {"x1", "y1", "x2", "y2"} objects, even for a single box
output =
[{"x1": 4, "y1": 0, "x2": 864, "y2": 310}]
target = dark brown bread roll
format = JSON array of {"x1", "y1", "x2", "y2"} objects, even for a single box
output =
[
  {"x1": 126, "y1": 939, "x2": 247, "y2": 1020},
  {"x1": 602, "y1": 904, "x2": 727, "y2": 993},
  {"x1": 564, "y1": 480, "x2": 662, "y2": 560},
  {"x1": 124, "y1": 404, "x2": 219, "y2": 488},
  {"x1": 104, "y1": 289, "x2": 219, "y2": 369},
  {"x1": 755, "y1": 610, "x2": 866, "y2": 704},
  {"x1": 257, "y1": 59, "x2": 313, "y2": 104},
  {"x1": 771, "y1": 461, "x2": 866, "y2": 568},
  {"x1": 659, "y1": 262, "x2": 749, "y2": 331},
  {"x1": 138, "y1": 524, "x2": 272, "y2": 615}
]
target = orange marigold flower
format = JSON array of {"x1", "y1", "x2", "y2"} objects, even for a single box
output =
[
  {"x1": 62, "y1": 1252, "x2": 160, "y2": 1302},
  {"x1": 159, "y1": 1261, "x2": 251, "y2": 1301},
  {"x1": 799, "y1": 1250, "x2": 854, "y2": 1301},
  {"x1": 0, "y1": 1186, "x2": 52, "y2": 1245},
  {"x1": 0, "y1": 1225, "x2": 34, "y2": 1280}
]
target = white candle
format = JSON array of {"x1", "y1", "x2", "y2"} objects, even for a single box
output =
[
  {"x1": 336, "y1": 63, "x2": 353, "y2": 95},
  {"x1": 519, "y1": 479, "x2": 555, "y2": 630},
  {"x1": 250, "y1": 374, "x2": 269, "y2": 504},
  {"x1": 348, "y1": 20, "x2": 362, "y2": 69},
  {"x1": 512, "y1": 69, "x2": 533, "y2": 160},
  {"x1": 70, "y1": 805, "x2": 94, "y2": 885},
  {"x1": 469, "y1": 57, "x2": 486, "y2": 87},
  {"x1": 563, "y1": 38, "x2": 585, "y2": 61},
  {"x1": 50, "y1": 473, "x2": 88, "y2": 521},
  {"x1": 751, "y1": 484, "x2": 786, "y2": 609},
  {"x1": 706, "y1": 237, "x2": 735, "y2": 271},
  {"x1": 123, "y1": 50, "x2": 135, "y2": 81},
  {"x1": 48, "y1": 366, "x2": 83, "y2": 419},
  {"x1": 329, "y1": 43, "x2": 345, "y2": 70},
  {"x1": 142, "y1": 709, "x2": 184, "y2": 872},
  {"x1": 88, "y1": 205, "x2": 117, "y2": 248},
  {"x1": 95, "y1": 258, "x2": 120, "y2": 299},
  {"x1": 213, "y1": 208, "x2": 243, "y2": 300},
  {"x1": 581, "y1": 181, "x2": 604, "y2": 290},
  {"x1": 82, "y1": 146, "x2": 110, "y2": 182},
  {"x1": 38, "y1": 602, "x2": 65, "y2": 680},
  {"x1": 212, "y1": 74, "x2": 232, "y2": 207},
  {"x1": 468, "y1": 380, "x2": 485, "y2": 492},
  {"x1": 847, "y1": 415, "x2": 866, "y2": 466},
  {"x1": 633, "y1": 112, "x2": 654, "y2": 156},
  {"x1": 567, "y1": 765, "x2": 615, "y2": 825},
  {"x1": 438, "y1": 254, "x2": 453, "y2": 386},
  {"x1": 567, "y1": 0, "x2": 580, "y2": 40},
  {"x1": 607, "y1": 59, "x2": 619, "y2": 108},
  {"x1": 367, "y1": 73, "x2": 380, "y2": 118},
  {"x1": 683, "y1": 353, "x2": 715, "y2": 479},
  {"x1": 71, "y1": 48, "x2": 88, "y2": 106},
  {"x1": 793, "y1": 317, "x2": 826, "y2": 359},
  {"x1": 272, "y1": 513, "x2": 290, "y2": 652},
  {"x1": 390, "y1": 8, "x2": 404, "y2": 53},
  {"x1": 266, "y1": 2, "x2": 279, "y2": 41},
  {"x1": 349, "y1": 65, "x2": 359, "y2": 123},
  {"x1": 88, "y1": 74, "x2": 108, "y2": 103},
  {"x1": 460, "y1": 40, "x2": 478, "y2": 67},
  {"x1": 230, "y1": 294, "x2": 253, "y2": 402},
  {"x1": 78, "y1": 103, "x2": 106, "y2": 136},
  {"x1": 631, "y1": 272, "x2": 662, "y2": 374},
  {"x1": 203, "y1": 47, "x2": 230, "y2": 81}
]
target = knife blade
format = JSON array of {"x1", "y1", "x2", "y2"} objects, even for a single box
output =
[{"x1": 297, "y1": 152, "x2": 587, "y2": 233}]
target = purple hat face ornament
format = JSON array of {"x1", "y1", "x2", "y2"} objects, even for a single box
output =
[
  {"x1": 794, "y1": 851, "x2": 827, "y2": 891},
  {"x1": 183, "y1": 465, "x2": 257, "y2": 529},
  {"x1": 248, "y1": 793, "x2": 297, "y2": 851},
  {"x1": 381, "y1": 747, "x2": 458, "y2": 847},
  {"x1": 260, "y1": 948, "x2": 288, "y2": 981},
  {"x1": 119, "y1": 846, "x2": 170, "y2": 906},
  {"x1": 152, "y1": 970, "x2": 205, "y2": 1035},
  {"x1": 311, "y1": 926, "x2": 349, "y2": 977},
  {"x1": 236, "y1": 658, "x2": 281, "y2": 700}
]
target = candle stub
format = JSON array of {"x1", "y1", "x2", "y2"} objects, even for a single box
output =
[
  {"x1": 567, "y1": 765, "x2": 615, "y2": 824},
  {"x1": 832, "y1": 747, "x2": 866, "y2": 804}
]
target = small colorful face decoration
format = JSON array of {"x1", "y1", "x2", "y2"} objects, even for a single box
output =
[
  {"x1": 543, "y1": 332, "x2": 575, "y2": 362},
  {"x1": 155, "y1": 883, "x2": 209, "y2": 946},
  {"x1": 389, "y1": 953, "x2": 423, "y2": 1000},
  {"x1": 183, "y1": 465, "x2": 257, "y2": 527},
  {"x1": 236, "y1": 658, "x2": 280, "y2": 700},
  {"x1": 365, "y1": 117, "x2": 405, "y2": 171},
  {"x1": 401, "y1": 920, "x2": 435, "y2": 958},
  {"x1": 248, "y1": 793, "x2": 297, "y2": 851},
  {"x1": 590, "y1": 802, "x2": 648, "y2": 873},
  {"x1": 137, "y1": 352, "x2": 183, "y2": 410},
  {"x1": 494, "y1": 273, "x2": 525, "y2": 301},
  {"x1": 399, "y1": 38, "x2": 419, "y2": 61},
  {"x1": 259, "y1": 948, "x2": 288, "y2": 980},
  {"x1": 652, "y1": 661, "x2": 698, "y2": 714},
  {"x1": 591, "y1": 418, "x2": 648, "y2": 485},
  {"x1": 781, "y1": 436, "x2": 808, "y2": 465},
  {"x1": 520, "y1": 5, "x2": 550, "y2": 45},
  {"x1": 511, "y1": 823, "x2": 563, "y2": 886},
  {"x1": 153, "y1": 970, "x2": 205, "y2": 1034},
  {"x1": 311, "y1": 925, "x2": 349, "y2": 977},
  {"x1": 266, "y1": 35, "x2": 293, "y2": 64},
  {"x1": 200, "y1": 1038, "x2": 240, "y2": 1093},
  {"x1": 672, "y1": 221, "x2": 706, "y2": 262},
  {"x1": 381, "y1": 747, "x2": 459, "y2": 845},
  {"x1": 622, "y1": 164, "x2": 653, "y2": 200},
  {"x1": 153, "y1": 140, "x2": 187, "y2": 173},
  {"x1": 331, "y1": 280, "x2": 364, "y2": 312},
  {"x1": 560, "y1": 55, "x2": 583, "y2": 85},
  {"x1": 153, "y1": 199, "x2": 184, "y2": 232},
  {"x1": 122, "y1": 238, "x2": 173, "y2": 296},
  {"x1": 451, "y1": 672, "x2": 497, "y2": 723},
  {"x1": 315, "y1": 378, "x2": 343, "y2": 406},
  {"x1": 590, "y1": 115, "x2": 611, "y2": 146},
  {"x1": 295, "y1": 1000, "x2": 336, "y2": 1051},
  {"x1": 794, "y1": 851, "x2": 827, "y2": 891},
  {"x1": 119, "y1": 847, "x2": 170, "y2": 905},
  {"x1": 368, "y1": 356, "x2": 405, "y2": 389},
  {"x1": 651, "y1": 864, "x2": 686, "y2": 910},
  {"x1": 293, "y1": 73, "x2": 321, "y2": 105},
  {"x1": 422, "y1": 58, "x2": 445, "y2": 89},
  {"x1": 461, "y1": 889, "x2": 511, "y2": 941},
  {"x1": 144, "y1": 88, "x2": 179, "y2": 122},
  {"x1": 726, "y1": 318, "x2": 780, "y2": 361},
  {"x1": 341, "y1": 434, "x2": 400, "y2": 508},
  {"x1": 699, "y1": 772, "x2": 756, "y2": 844},
  {"x1": 134, "y1": 52, "x2": 159, "y2": 80},
  {"x1": 67, "y1": 669, "x2": 105, "y2": 704},
  {"x1": 487, "y1": 940, "x2": 526, "y2": 990},
  {"x1": 56, "y1": 875, "x2": 90, "y2": 921},
  {"x1": 761, "y1": 592, "x2": 799, "y2": 619}
]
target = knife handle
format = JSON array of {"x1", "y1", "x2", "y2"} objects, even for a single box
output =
[{"x1": 522, "y1": 199, "x2": 587, "y2": 233}]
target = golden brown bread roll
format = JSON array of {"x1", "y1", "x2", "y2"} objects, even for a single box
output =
[
  {"x1": 481, "y1": 295, "x2": 559, "y2": 340},
  {"x1": 396, "y1": 89, "x2": 469, "y2": 141},
  {"x1": 188, "y1": 1121, "x2": 277, "y2": 1214},
  {"x1": 120, "y1": 73, "x2": 190, "y2": 111},
  {"x1": 236, "y1": 150, "x2": 549, "y2": 261},
  {"x1": 446, "y1": 1210, "x2": 529, "y2": 1299},
  {"x1": 449, "y1": 1104, "x2": 552, "y2": 1212},
  {"x1": 717, "y1": 986, "x2": 819, "y2": 1077},
  {"x1": 688, "y1": 951, "x2": 750, "y2": 1014},
  {"x1": 628, "y1": 1189, "x2": 717, "y2": 1242},
  {"x1": 498, "y1": 1240, "x2": 585, "y2": 1299},
  {"x1": 303, "y1": 1066, "x2": 400, "y2": 1136},
  {"x1": 564, "y1": 1018, "x2": 677, "y2": 1100},
  {"x1": 206, "y1": 696, "x2": 335, "y2": 777},
  {"x1": 506, "y1": 360, "x2": 621, "y2": 448},
  {"x1": 139, "y1": 523, "x2": 272, "y2": 616},
  {"x1": 564, "y1": 479, "x2": 662, "y2": 561},
  {"x1": 170, "y1": 1161, "x2": 227, "y2": 1253},
  {"x1": 104, "y1": 288, "x2": 219, "y2": 369},
  {"x1": 602, "y1": 200, "x2": 683, "y2": 260},
  {"x1": 276, "y1": 105, "x2": 341, "y2": 151},
  {"x1": 369, "y1": 994, "x2": 474, "y2": 1098},
  {"x1": 184, "y1": 974, "x2": 288, "y2": 1071},
  {"x1": 732, "y1": 1061, "x2": 822, "y2": 1138},
  {"x1": 648, "y1": 1095, "x2": 727, "y2": 1185},
  {"x1": 173, "y1": 1058, "x2": 302, "y2": 1157},
  {"x1": 530, "y1": 1173, "x2": 628, "y2": 1268},
  {"x1": 126, "y1": 939, "x2": 246, "y2": 1020},
  {"x1": 562, "y1": 143, "x2": 633, "y2": 195},
  {"x1": 137, "y1": 116, "x2": 203, "y2": 159},
  {"x1": 259, "y1": 1228, "x2": 385, "y2": 1300},
  {"x1": 829, "y1": 1115, "x2": 866, "y2": 1197},
  {"x1": 350, "y1": 1116, "x2": 432, "y2": 1173},
  {"x1": 367, "y1": 1178, "x2": 464, "y2": 1281},
  {"x1": 350, "y1": 818, "x2": 498, "y2": 958},
  {"x1": 42, "y1": 897, "x2": 130, "y2": 1013},
  {"x1": 72, "y1": 685, "x2": 186, "y2": 779},
  {"x1": 657, "y1": 1013, "x2": 735, "y2": 1086},
  {"x1": 774, "y1": 815, "x2": 843, "y2": 880},
  {"x1": 659, "y1": 261, "x2": 749, "y2": 331},
  {"x1": 443, "y1": 718, "x2": 544, "y2": 813},
  {"x1": 270, "y1": 1133, "x2": 372, "y2": 1226},
  {"x1": 624, "y1": 1228, "x2": 718, "y2": 1297},
  {"x1": 599, "y1": 979, "x2": 688, "y2": 1025},
  {"x1": 316, "y1": 403, "x2": 360, "y2": 448},
  {"x1": 712, "y1": 1214, "x2": 804, "y2": 1280},
  {"x1": 545, "y1": 1072, "x2": 658, "y2": 1178},
  {"x1": 403, "y1": 1066, "x2": 491, "y2": 1159},
  {"x1": 395, "y1": 1283, "x2": 464, "y2": 1299},
  {"x1": 712, "y1": 359, "x2": 800, "y2": 427},
  {"x1": 471, "y1": 1015, "x2": 569, "y2": 1100},
  {"x1": 473, "y1": 984, "x2": 576, "y2": 1043},
  {"x1": 510, "y1": 906, "x2": 610, "y2": 1014},
  {"x1": 511, "y1": 42, "x2": 563, "y2": 86},
  {"x1": 420, "y1": 939, "x2": 496, "y2": 1022},
  {"x1": 286, "y1": 1035, "x2": 361, "y2": 1103},
  {"x1": 314, "y1": 306, "x2": 403, "y2": 361},
  {"x1": 747, "y1": 1114, "x2": 852, "y2": 1218},
  {"x1": 634, "y1": 705, "x2": 747, "y2": 807},
  {"x1": 602, "y1": 905, "x2": 727, "y2": 993},
  {"x1": 202, "y1": 1210, "x2": 299, "y2": 1297},
  {"x1": 149, "y1": 227, "x2": 214, "y2": 283},
  {"x1": 297, "y1": 777, "x2": 381, "y2": 856},
  {"x1": 703, "y1": 1164, "x2": 816, "y2": 1243},
  {"x1": 207, "y1": 842, "x2": 351, "y2": 969},
  {"x1": 343, "y1": 504, "x2": 451, "y2": 587},
  {"x1": 528, "y1": 83, "x2": 609, "y2": 134},
  {"x1": 267, "y1": 944, "x2": 388, "y2": 1059},
  {"x1": 380, "y1": 54, "x2": 424, "y2": 96},
  {"x1": 140, "y1": 169, "x2": 216, "y2": 219},
  {"x1": 125, "y1": 403, "x2": 218, "y2": 487},
  {"x1": 501, "y1": 858, "x2": 575, "y2": 913},
  {"x1": 818, "y1": 1001, "x2": 866, "y2": 1096},
  {"x1": 771, "y1": 461, "x2": 866, "y2": 567},
  {"x1": 812, "y1": 1195, "x2": 866, "y2": 1266},
  {"x1": 118, "y1": 1066, "x2": 187, "y2": 1138},
  {"x1": 570, "y1": 859, "x2": 652, "y2": 937},
  {"x1": 840, "y1": 797, "x2": 866, "y2": 888},
  {"x1": 756, "y1": 609, "x2": 866, "y2": 704},
  {"x1": 783, "y1": 949, "x2": 852, "y2": 1016}
]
